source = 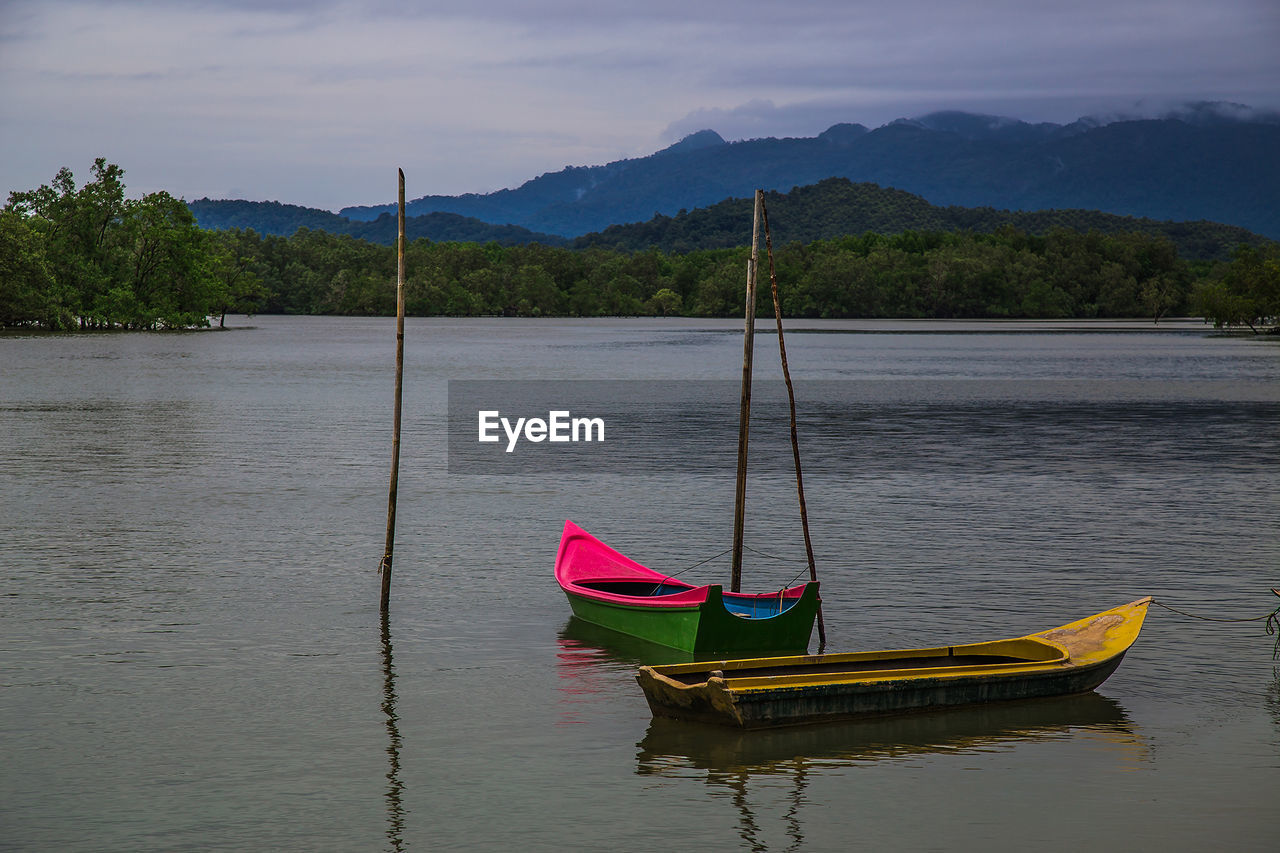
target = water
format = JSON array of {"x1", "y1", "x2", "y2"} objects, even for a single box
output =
[{"x1": 2, "y1": 316, "x2": 1278, "y2": 851}]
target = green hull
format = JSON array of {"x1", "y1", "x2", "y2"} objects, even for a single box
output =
[{"x1": 563, "y1": 583, "x2": 820, "y2": 656}]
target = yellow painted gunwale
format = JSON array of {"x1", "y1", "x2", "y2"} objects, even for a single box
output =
[
  {"x1": 721, "y1": 638, "x2": 1070, "y2": 692},
  {"x1": 643, "y1": 597, "x2": 1152, "y2": 696}
]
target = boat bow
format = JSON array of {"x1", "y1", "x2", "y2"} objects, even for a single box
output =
[{"x1": 555, "y1": 520, "x2": 820, "y2": 654}]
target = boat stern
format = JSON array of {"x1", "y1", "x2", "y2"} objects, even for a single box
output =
[
  {"x1": 690, "y1": 582, "x2": 821, "y2": 656},
  {"x1": 636, "y1": 665, "x2": 746, "y2": 727}
]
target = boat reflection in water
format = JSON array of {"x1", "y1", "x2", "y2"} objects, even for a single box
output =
[
  {"x1": 555, "y1": 615, "x2": 805, "y2": 723},
  {"x1": 636, "y1": 691, "x2": 1142, "y2": 773},
  {"x1": 558, "y1": 615, "x2": 810, "y2": 666},
  {"x1": 557, "y1": 615, "x2": 1148, "y2": 763},
  {"x1": 558, "y1": 618, "x2": 1147, "y2": 849},
  {"x1": 637, "y1": 693, "x2": 1145, "y2": 850},
  {"x1": 555, "y1": 618, "x2": 694, "y2": 726}
]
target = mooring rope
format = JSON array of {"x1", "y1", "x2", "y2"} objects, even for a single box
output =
[
  {"x1": 671, "y1": 548, "x2": 732, "y2": 577},
  {"x1": 1151, "y1": 598, "x2": 1280, "y2": 625},
  {"x1": 745, "y1": 544, "x2": 811, "y2": 563},
  {"x1": 667, "y1": 544, "x2": 809, "y2": 577},
  {"x1": 651, "y1": 548, "x2": 734, "y2": 593},
  {"x1": 659, "y1": 544, "x2": 814, "y2": 602},
  {"x1": 1152, "y1": 594, "x2": 1280, "y2": 659}
]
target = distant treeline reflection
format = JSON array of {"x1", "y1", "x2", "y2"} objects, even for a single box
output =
[{"x1": 3, "y1": 160, "x2": 1277, "y2": 330}]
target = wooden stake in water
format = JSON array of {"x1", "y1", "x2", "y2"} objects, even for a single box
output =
[
  {"x1": 760, "y1": 195, "x2": 826, "y2": 647},
  {"x1": 730, "y1": 190, "x2": 762, "y2": 593},
  {"x1": 379, "y1": 169, "x2": 406, "y2": 612}
]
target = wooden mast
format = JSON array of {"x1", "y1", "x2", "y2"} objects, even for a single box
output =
[
  {"x1": 379, "y1": 169, "x2": 406, "y2": 612},
  {"x1": 760, "y1": 195, "x2": 825, "y2": 646},
  {"x1": 730, "y1": 190, "x2": 762, "y2": 593}
]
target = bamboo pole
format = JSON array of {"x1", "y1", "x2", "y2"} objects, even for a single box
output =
[
  {"x1": 379, "y1": 169, "x2": 406, "y2": 612},
  {"x1": 760, "y1": 196, "x2": 825, "y2": 646},
  {"x1": 730, "y1": 191, "x2": 762, "y2": 593}
]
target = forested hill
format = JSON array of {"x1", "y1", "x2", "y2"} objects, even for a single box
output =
[
  {"x1": 574, "y1": 179, "x2": 1270, "y2": 261},
  {"x1": 188, "y1": 179, "x2": 1269, "y2": 262},
  {"x1": 8, "y1": 157, "x2": 1277, "y2": 332},
  {"x1": 338, "y1": 106, "x2": 1280, "y2": 240},
  {"x1": 186, "y1": 199, "x2": 568, "y2": 247}
]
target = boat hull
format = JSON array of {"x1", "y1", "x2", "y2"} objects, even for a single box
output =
[
  {"x1": 637, "y1": 598, "x2": 1151, "y2": 728},
  {"x1": 556, "y1": 520, "x2": 820, "y2": 655},
  {"x1": 562, "y1": 581, "x2": 821, "y2": 656},
  {"x1": 562, "y1": 589, "x2": 703, "y2": 652}
]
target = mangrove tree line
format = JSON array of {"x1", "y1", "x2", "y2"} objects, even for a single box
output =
[{"x1": 3, "y1": 161, "x2": 1277, "y2": 329}]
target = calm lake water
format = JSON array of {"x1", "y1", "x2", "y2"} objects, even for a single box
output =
[{"x1": 2, "y1": 316, "x2": 1279, "y2": 851}]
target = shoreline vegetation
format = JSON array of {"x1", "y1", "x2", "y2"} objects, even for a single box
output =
[{"x1": 3, "y1": 160, "x2": 1278, "y2": 332}]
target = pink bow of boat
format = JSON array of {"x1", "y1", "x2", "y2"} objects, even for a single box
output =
[{"x1": 554, "y1": 520, "x2": 820, "y2": 655}]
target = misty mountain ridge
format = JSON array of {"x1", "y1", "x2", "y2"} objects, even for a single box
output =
[
  {"x1": 888, "y1": 101, "x2": 1279, "y2": 141},
  {"x1": 334, "y1": 102, "x2": 1280, "y2": 239},
  {"x1": 189, "y1": 177, "x2": 1266, "y2": 263},
  {"x1": 185, "y1": 198, "x2": 569, "y2": 247}
]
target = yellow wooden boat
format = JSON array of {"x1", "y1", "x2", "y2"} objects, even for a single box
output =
[{"x1": 636, "y1": 597, "x2": 1151, "y2": 728}]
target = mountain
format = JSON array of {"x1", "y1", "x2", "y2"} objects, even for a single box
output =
[
  {"x1": 187, "y1": 172, "x2": 1272, "y2": 263},
  {"x1": 339, "y1": 104, "x2": 1280, "y2": 239},
  {"x1": 186, "y1": 198, "x2": 568, "y2": 246},
  {"x1": 572, "y1": 178, "x2": 1267, "y2": 260}
]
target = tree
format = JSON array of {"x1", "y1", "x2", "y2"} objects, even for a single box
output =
[
  {"x1": 513, "y1": 264, "x2": 562, "y2": 316},
  {"x1": 689, "y1": 252, "x2": 749, "y2": 316},
  {"x1": 206, "y1": 229, "x2": 267, "y2": 327},
  {"x1": 647, "y1": 287, "x2": 682, "y2": 316},
  {"x1": 1194, "y1": 244, "x2": 1280, "y2": 331},
  {"x1": 4, "y1": 159, "x2": 223, "y2": 328},
  {"x1": 5, "y1": 158, "x2": 129, "y2": 325},
  {"x1": 119, "y1": 191, "x2": 221, "y2": 328},
  {"x1": 0, "y1": 210, "x2": 55, "y2": 327}
]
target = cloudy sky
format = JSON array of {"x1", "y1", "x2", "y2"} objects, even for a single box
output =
[{"x1": 2, "y1": 0, "x2": 1277, "y2": 211}]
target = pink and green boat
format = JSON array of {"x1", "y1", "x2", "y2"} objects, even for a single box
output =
[{"x1": 555, "y1": 520, "x2": 821, "y2": 656}]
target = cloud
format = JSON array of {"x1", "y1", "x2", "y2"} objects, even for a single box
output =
[
  {"x1": 660, "y1": 0, "x2": 1280, "y2": 140},
  {"x1": 1, "y1": 0, "x2": 1277, "y2": 210}
]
